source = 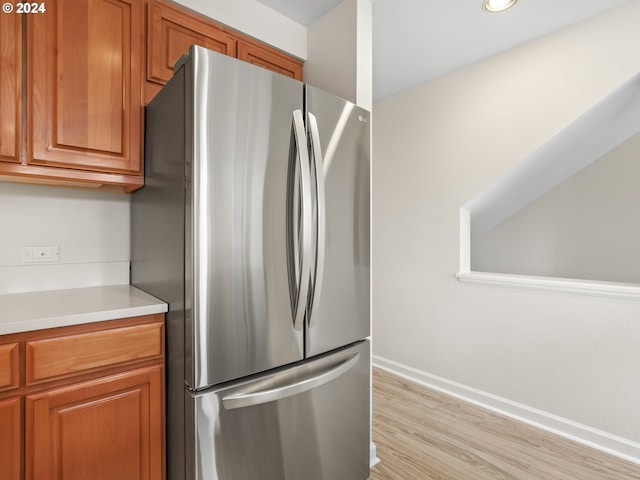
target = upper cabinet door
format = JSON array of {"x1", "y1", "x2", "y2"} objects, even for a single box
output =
[
  {"x1": 237, "y1": 39, "x2": 303, "y2": 81},
  {"x1": 27, "y1": 0, "x2": 144, "y2": 174},
  {"x1": 0, "y1": 14, "x2": 22, "y2": 164},
  {"x1": 144, "y1": 0, "x2": 302, "y2": 103},
  {"x1": 146, "y1": 0, "x2": 237, "y2": 86}
]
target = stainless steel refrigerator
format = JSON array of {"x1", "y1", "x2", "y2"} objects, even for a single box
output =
[{"x1": 131, "y1": 45, "x2": 371, "y2": 480}]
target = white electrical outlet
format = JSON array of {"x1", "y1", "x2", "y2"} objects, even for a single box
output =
[{"x1": 24, "y1": 246, "x2": 60, "y2": 263}]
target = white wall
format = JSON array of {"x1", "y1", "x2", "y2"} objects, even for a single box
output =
[
  {"x1": 169, "y1": 0, "x2": 307, "y2": 60},
  {"x1": 0, "y1": 182, "x2": 130, "y2": 294},
  {"x1": 373, "y1": 0, "x2": 640, "y2": 460}
]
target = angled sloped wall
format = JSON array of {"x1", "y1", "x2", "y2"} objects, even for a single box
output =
[
  {"x1": 373, "y1": 0, "x2": 640, "y2": 459},
  {"x1": 472, "y1": 131, "x2": 640, "y2": 283}
]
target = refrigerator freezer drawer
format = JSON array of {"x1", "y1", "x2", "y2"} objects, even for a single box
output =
[{"x1": 186, "y1": 340, "x2": 370, "y2": 480}]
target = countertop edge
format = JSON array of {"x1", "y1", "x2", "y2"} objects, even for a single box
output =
[{"x1": 0, "y1": 285, "x2": 168, "y2": 336}]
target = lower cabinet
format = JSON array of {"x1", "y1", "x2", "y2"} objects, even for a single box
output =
[
  {"x1": 0, "y1": 313, "x2": 165, "y2": 480},
  {"x1": 26, "y1": 365, "x2": 163, "y2": 480},
  {"x1": 0, "y1": 396, "x2": 21, "y2": 480}
]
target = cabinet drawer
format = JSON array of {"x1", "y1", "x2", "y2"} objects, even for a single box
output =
[
  {"x1": 26, "y1": 322, "x2": 164, "y2": 385},
  {"x1": 0, "y1": 343, "x2": 19, "y2": 392}
]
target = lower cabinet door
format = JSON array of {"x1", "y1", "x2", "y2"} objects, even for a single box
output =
[
  {"x1": 0, "y1": 396, "x2": 21, "y2": 480},
  {"x1": 26, "y1": 365, "x2": 164, "y2": 480}
]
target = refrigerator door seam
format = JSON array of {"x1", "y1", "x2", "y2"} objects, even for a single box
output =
[{"x1": 307, "y1": 112, "x2": 326, "y2": 328}]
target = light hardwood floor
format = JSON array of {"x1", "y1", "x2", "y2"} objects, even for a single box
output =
[{"x1": 369, "y1": 368, "x2": 640, "y2": 480}]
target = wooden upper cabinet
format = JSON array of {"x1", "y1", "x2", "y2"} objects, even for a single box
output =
[
  {"x1": 1, "y1": 0, "x2": 300, "y2": 190},
  {"x1": 0, "y1": 14, "x2": 22, "y2": 164},
  {"x1": 147, "y1": 0, "x2": 236, "y2": 86},
  {"x1": 145, "y1": 0, "x2": 302, "y2": 103},
  {"x1": 237, "y1": 39, "x2": 303, "y2": 81},
  {"x1": 27, "y1": 0, "x2": 144, "y2": 175}
]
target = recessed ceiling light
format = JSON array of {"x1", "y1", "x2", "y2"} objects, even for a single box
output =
[{"x1": 483, "y1": 0, "x2": 518, "y2": 12}]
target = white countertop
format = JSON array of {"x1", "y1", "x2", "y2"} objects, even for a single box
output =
[{"x1": 0, "y1": 285, "x2": 168, "y2": 335}]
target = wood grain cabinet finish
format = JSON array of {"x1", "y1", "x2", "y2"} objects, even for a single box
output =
[
  {"x1": 0, "y1": 342, "x2": 19, "y2": 392},
  {"x1": 1, "y1": 0, "x2": 301, "y2": 191},
  {"x1": 0, "y1": 396, "x2": 21, "y2": 480},
  {"x1": 237, "y1": 39, "x2": 303, "y2": 81},
  {"x1": 0, "y1": 13, "x2": 22, "y2": 164},
  {"x1": 0, "y1": 314, "x2": 165, "y2": 480},
  {"x1": 26, "y1": 321, "x2": 163, "y2": 385},
  {"x1": 27, "y1": 0, "x2": 144, "y2": 178},
  {"x1": 145, "y1": 0, "x2": 302, "y2": 103},
  {"x1": 146, "y1": 0, "x2": 236, "y2": 101},
  {"x1": 26, "y1": 365, "x2": 164, "y2": 480}
]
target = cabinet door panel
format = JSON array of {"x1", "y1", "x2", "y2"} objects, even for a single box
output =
[
  {"x1": 237, "y1": 39, "x2": 303, "y2": 80},
  {"x1": 28, "y1": 0, "x2": 143, "y2": 174},
  {"x1": 147, "y1": 0, "x2": 236, "y2": 86},
  {"x1": 0, "y1": 13, "x2": 22, "y2": 163},
  {"x1": 0, "y1": 342, "x2": 19, "y2": 392},
  {"x1": 26, "y1": 365, "x2": 163, "y2": 480},
  {"x1": 0, "y1": 397, "x2": 21, "y2": 480}
]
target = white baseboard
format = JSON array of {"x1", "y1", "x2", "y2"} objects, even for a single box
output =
[
  {"x1": 370, "y1": 442, "x2": 380, "y2": 468},
  {"x1": 373, "y1": 355, "x2": 640, "y2": 466}
]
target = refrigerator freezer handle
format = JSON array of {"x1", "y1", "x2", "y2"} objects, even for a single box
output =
[
  {"x1": 221, "y1": 352, "x2": 360, "y2": 410},
  {"x1": 290, "y1": 109, "x2": 313, "y2": 331},
  {"x1": 307, "y1": 113, "x2": 326, "y2": 328}
]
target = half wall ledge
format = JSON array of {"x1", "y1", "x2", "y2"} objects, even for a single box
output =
[{"x1": 455, "y1": 271, "x2": 640, "y2": 301}]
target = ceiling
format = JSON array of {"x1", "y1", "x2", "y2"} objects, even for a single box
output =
[{"x1": 259, "y1": 0, "x2": 633, "y2": 101}]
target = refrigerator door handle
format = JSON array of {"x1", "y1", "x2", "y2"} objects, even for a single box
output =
[
  {"x1": 307, "y1": 112, "x2": 326, "y2": 328},
  {"x1": 221, "y1": 352, "x2": 360, "y2": 410},
  {"x1": 289, "y1": 109, "x2": 313, "y2": 331}
]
